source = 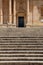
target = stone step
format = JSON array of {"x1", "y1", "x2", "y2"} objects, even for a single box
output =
[
  {"x1": 0, "y1": 54, "x2": 43, "y2": 57},
  {"x1": 0, "y1": 46, "x2": 43, "y2": 49},
  {"x1": 0, "y1": 53, "x2": 43, "y2": 57},
  {"x1": 0, "y1": 48, "x2": 43, "y2": 50},
  {"x1": 0, "y1": 52, "x2": 42, "y2": 54},
  {"x1": 0, "y1": 48, "x2": 43, "y2": 51},
  {"x1": 0, "y1": 39, "x2": 42, "y2": 43},
  {"x1": 0, "y1": 37, "x2": 43, "y2": 43},
  {"x1": 0, "y1": 50, "x2": 43, "y2": 53},
  {"x1": 0, "y1": 54, "x2": 43, "y2": 55},
  {"x1": 0, "y1": 50, "x2": 43, "y2": 55},
  {"x1": 0, "y1": 61, "x2": 43, "y2": 64},
  {"x1": 0, "y1": 37, "x2": 43, "y2": 40},
  {"x1": 0, "y1": 44, "x2": 43, "y2": 46},
  {"x1": 0, "y1": 43, "x2": 43, "y2": 44},
  {"x1": 0, "y1": 57, "x2": 43, "y2": 60},
  {"x1": 0, "y1": 61, "x2": 43, "y2": 63},
  {"x1": 0, "y1": 49, "x2": 43, "y2": 51},
  {"x1": 0, "y1": 45, "x2": 43, "y2": 48}
]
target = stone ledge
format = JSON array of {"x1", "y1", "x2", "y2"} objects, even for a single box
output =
[{"x1": 0, "y1": 24, "x2": 16, "y2": 28}]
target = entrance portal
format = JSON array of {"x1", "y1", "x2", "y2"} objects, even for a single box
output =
[{"x1": 18, "y1": 17, "x2": 24, "y2": 27}]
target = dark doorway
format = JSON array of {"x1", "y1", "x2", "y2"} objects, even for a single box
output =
[{"x1": 18, "y1": 17, "x2": 24, "y2": 27}]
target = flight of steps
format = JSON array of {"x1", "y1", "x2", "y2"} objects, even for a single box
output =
[{"x1": 0, "y1": 27, "x2": 43, "y2": 64}]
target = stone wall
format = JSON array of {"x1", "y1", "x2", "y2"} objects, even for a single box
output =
[{"x1": 0, "y1": 0, "x2": 43, "y2": 27}]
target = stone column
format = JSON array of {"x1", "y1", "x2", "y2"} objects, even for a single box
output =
[
  {"x1": 26, "y1": 0, "x2": 30, "y2": 27},
  {"x1": 13, "y1": 0, "x2": 16, "y2": 27},
  {"x1": 0, "y1": 0, "x2": 3, "y2": 24},
  {"x1": 9, "y1": 0, "x2": 12, "y2": 24}
]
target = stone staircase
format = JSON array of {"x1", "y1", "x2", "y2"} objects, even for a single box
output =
[{"x1": 0, "y1": 27, "x2": 43, "y2": 65}]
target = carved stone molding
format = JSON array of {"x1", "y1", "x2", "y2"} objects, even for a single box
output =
[{"x1": 16, "y1": 0, "x2": 27, "y2": 13}]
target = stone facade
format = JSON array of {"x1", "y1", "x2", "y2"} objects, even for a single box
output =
[{"x1": 0, "y1": 0, "x2": 43, "y2": 27}]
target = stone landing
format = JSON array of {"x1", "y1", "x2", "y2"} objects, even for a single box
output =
[{"x1": 0, "y1": 27, "x2": 43, "y2": 37}]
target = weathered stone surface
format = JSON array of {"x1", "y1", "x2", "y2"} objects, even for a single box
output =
[
  {"x1": 0, "y1": 27, "x2": 43, "y2": 65},
  {"x1": 0, "y1": 27, "x2": 43, "y2": 37}
]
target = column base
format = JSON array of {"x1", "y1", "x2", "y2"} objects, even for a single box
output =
[
  {"x1": 26, "y1": 24, "x2": 32, "y2": 28},
  {"x1": 12, "y1": 24, "x2": 16, "y2": 28}
]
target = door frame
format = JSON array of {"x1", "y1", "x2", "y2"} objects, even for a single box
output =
[{"x1": 16, "y1": 13, "x2": 26, "y2": 27}]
